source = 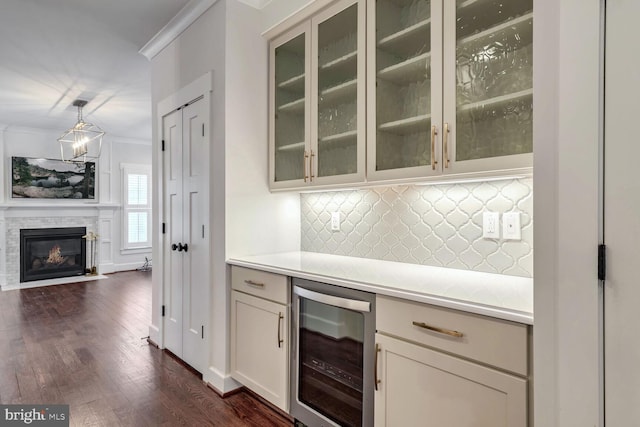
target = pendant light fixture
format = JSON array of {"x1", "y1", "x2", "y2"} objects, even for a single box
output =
[{"x1": 57, "y1": 99, "x2": 104, "y2": 163}]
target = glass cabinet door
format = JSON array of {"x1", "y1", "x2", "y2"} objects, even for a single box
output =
[
  {"x1": 311, "y1": 0, "x2": 366, "y2": 185},
  {"x1": 270, "y1": 24, "x2": 310, "y2": 188},
  {"x1": 445, "y1": 0, "x2": 533, "y2": 172},
  {"x1": 367, "y1": 0, "x2": 442, "y2": 180}
]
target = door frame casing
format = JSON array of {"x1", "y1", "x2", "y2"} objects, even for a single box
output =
[{"x1": 152, "y1": 71, "x2": 213, "y2": 361}]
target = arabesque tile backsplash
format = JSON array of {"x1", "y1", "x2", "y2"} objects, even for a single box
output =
[{"x1": 301, "y1": 178, "x2": 533, "y2": 277}]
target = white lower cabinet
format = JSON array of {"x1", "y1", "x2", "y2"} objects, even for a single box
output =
[
  {"x1": 230, "y1": 267, "x2": 289, "y2": 412},
  {"x1": 375, "y1": 295, "x2": 529, "y2": 427}
]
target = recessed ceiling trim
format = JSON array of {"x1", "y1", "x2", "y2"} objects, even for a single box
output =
[
  {"x1": 139, "y1": 0, "x2": 220, "y2": 60},
  {"x1": 237, "y1": 0, "x2": 272, "y2": 9}
]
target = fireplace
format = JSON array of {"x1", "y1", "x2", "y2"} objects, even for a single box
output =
[{"x1": 20, "y1": 227, "x2": 87, "y2": 282}]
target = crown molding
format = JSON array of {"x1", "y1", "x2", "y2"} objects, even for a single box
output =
[{"x1": 139, "y1": 0, "x2": 220, "y2": 60}]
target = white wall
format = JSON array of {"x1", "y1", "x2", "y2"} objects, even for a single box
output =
[
  {"x1": 225, "y1": 0, "x2": 300, "y2": 259},
  {"x1": 534, "y1": 0, "x2": 602, "y2": 425},
  {"x1": 149, "y1": 0, "x2": 227, "y2": 387}
]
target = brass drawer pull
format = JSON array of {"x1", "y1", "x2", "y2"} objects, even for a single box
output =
[
  {"x1": 430, "y1": 125, "x2": 438, "y2": 170},
  {"x1": 277, "y1": 312, "x2": 284, "y2": 348},
  {"x1": 443, "y1": 122, "x2": 450, "y2": 168},
  {"x1": 244, "y1": 279, "x2": 265, "y2": 288},
  {"x1": 412, "y1": 321, "x2": 463, "y2": 338}
]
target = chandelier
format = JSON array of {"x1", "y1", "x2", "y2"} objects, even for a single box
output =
[{"x1": 57, "y1": 99, "x2": 104, "y2": 163}]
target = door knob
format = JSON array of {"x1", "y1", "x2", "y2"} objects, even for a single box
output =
[
  {"x1": 178, "y1": 243, "x2": 188, "y2": 252},
  {"x1": 171, "y1": 243, "x2": 178, "y2": 251}
]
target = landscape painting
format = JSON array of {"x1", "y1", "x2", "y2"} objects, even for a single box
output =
[{"x1": 12, "y1": 157, "x2": 95, "y2": 199}]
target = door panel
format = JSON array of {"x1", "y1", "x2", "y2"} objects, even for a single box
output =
[
  {"x1": 163, "y1": 109, "x2": 183, "y2": 356},
  {"x1": 604, "y1": 0, "x2": 640, "y2": 423},
  {"x1": 181, "y1": 98, "x2": 208, "y2": 373}
]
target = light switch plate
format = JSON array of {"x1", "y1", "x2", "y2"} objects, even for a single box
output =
[
  {"x1": 503, "y1": 212, "x2": 522, "y2": 240},
  {"x1": 331, "y1": 212, "x2": 341, "y2": 231},
  {"x1": 483, "y1": 212, "x2": 500, "y2": 239}
]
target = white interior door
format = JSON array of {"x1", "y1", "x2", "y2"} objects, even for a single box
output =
[
  {"x1": 604, "y1": 0, "x2": 640, "y2": 423},
  {"x1": 180, "y1": 98, "x2": 208, "y2": 373},
  {"x1": 163, "y1": 109, "x2": 183, "y2": 357},
  {"x1": 162, "y1": 97, "x2": 209, "y2": 373}
]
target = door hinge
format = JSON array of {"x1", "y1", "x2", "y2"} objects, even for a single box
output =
[
  {"x1": 162, "y1": 305, "x2": 166, "y2": 317},
  {"x1": 162, "y1": 223, "x2": 166, "y2": 234},
  {"x1": 202, "y1": 225, "x2": 205, "y2": 238},
  {"x1": 598, "y1": 244, "x2": 607, "y2": 281},
  {"x1": 201, "y1": 325, "x2": 204, "y2": 339},
  {"x1": 202, "y1": 123, "x2": 205, "y2": 137},
  {"x1": 161, "y1": 139, "x2": 165, "y2": 151}
]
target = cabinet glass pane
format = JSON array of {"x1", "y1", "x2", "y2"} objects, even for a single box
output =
[
  {"x1": 317, "y1": 4, "x2": 359, "y2": 178},
  {"x1": 455, "y1": 0, "x2": 533, "y2": 162},
  {"x1": 375, "y1": 0, "x2": 432, "y2": 171},
  {"x1": 275, "y1": 34, "x2": 306, "y2": 182}
]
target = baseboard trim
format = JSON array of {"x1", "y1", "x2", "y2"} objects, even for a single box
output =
[
  {"x1": 148, "y1": 324, "x2": 161, "y2": 348},
  {"x1": 204, "y1": 366, "x2": 242, "y2": 395}
]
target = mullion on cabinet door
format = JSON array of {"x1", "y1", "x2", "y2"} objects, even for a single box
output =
[
  {"x1": 366, "y1": 0, "x2": 443, "y2": 182},
  {"x1": 443, "y1": 0, "x2": 533, "y2": 174},
  {"x1": 270, "y1": 22, "x2": 312, "y2": 189},
  {"x1": 311, "y1": 0, "x2": 366, "y2": 186}
]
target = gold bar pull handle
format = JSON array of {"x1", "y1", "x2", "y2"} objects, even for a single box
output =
[
  {"x1": 310, "y1": 150, "x2": 315, "y2": 182},
  {"x1": 444, "y1": 122, "x2": 450, "y2": 168},
  {"x1": 431, "y1": 125, "x2": 438, "y2": 170},
  {"x1": 303, "y1": 150, "x2": 309, "y2": 182},
  {"x1": 412, "y1": 321, "x2": 463, "y2": 338},
  {"x1": 244, "y1": 279, "x2": 264, "y2": 288},
  {"x1": 374, "y1": 343, "x2": 381, "y2": 391},
  {"x1": 277, "y1": 312, "x2": 284, "y2": 348}
]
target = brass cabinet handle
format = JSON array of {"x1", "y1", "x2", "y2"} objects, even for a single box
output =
[
  {"x1": 412, "y1": 321, "x2": 463, "y2": 338},
  {"x1": 443, "y1": 122, "x2": 450, "y2": 168},
  {"x1": 310, "y1": 149, "x2": 315, "y2": 182},
  {"x1": 431, "y1": 125, "x2": 438, "y2": 170},
  {"x1": 374, "y1": 343, "x2": 381, "y2": 391},
  {"x1": 277, "y1": 312, "x2": 284, "y2": 348},
  {"x1": 303, "y1": 150, "x2": 309, "y2": 182},
  {"x1": 244, "y1": 279, "x2": 264, "y2": 288}
]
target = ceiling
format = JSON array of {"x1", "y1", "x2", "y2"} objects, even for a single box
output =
[{"x1": 0, "y1": 0, "x2": 191, "y2": 141}]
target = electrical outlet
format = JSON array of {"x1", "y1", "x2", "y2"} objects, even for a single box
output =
[
  {"x1": 503, "y1": 212, "x2": 522, "y2": 240},
  {"x1": 331, "y1": 212, "x2": 341, "y2": 231},
  {"x1": 483, "y1": 212, "x2": 500, "y2": 239}
]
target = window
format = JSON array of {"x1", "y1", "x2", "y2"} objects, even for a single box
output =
[{"x1": 122, "y1": 164, "x2": 151, "y2": 251}]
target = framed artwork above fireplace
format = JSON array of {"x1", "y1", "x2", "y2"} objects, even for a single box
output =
[{"x1": 11, "y1": 156, "x2": 95, "y2": 199}]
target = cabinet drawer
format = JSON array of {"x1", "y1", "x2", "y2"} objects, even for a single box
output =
[
  {"x1": 231, "y1": 266, "x2": 289, "y2": 304},
  {"x1": 376, "y1": 296, "x2": 528, "y2": 376}
]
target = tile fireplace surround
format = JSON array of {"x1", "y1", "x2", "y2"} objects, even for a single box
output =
[{"x1": 0, "y1": 203, "x2": 117, "y2": 290}]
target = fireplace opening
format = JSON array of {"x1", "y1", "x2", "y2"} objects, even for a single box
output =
[{"x1": 20, "y1": 227, "x2": 87, "y2": 282}]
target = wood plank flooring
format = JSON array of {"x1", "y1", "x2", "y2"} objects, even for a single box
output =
[{"x1": 0, "y1": 271, "x2": 292, "y2": 426}]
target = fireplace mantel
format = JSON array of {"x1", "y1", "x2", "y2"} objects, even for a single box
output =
[{"x1": 0, "y1": 203, "x2": 118, "y2": 290}]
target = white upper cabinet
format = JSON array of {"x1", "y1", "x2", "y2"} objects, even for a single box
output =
[
  {"x1": 366, "y1": 0, "x2": 444, "y2": 181},
  {"x1": 269, "y1": 0, "x2": 533, "y2": 190},
  {"x1": 368, "y1": 0, "x2": 533, "y2": 182},
  {"x1": 270, "y1": 22, "x2": 311, "y2": 189},
  {"x1": 442, "y1": 0, "x2": 533, "y2": 176},
  {"x1": 270, "y1": 0, "x2": 366, "y2": 190}
]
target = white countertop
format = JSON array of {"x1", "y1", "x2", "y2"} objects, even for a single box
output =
[{"x1": 227, "y1": 251, "x2": 533, "y2": 325}]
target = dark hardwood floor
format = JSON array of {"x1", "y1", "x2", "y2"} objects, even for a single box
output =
[{"x1": 0, "y1": 271, "x2": 292, "y2": 426}]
